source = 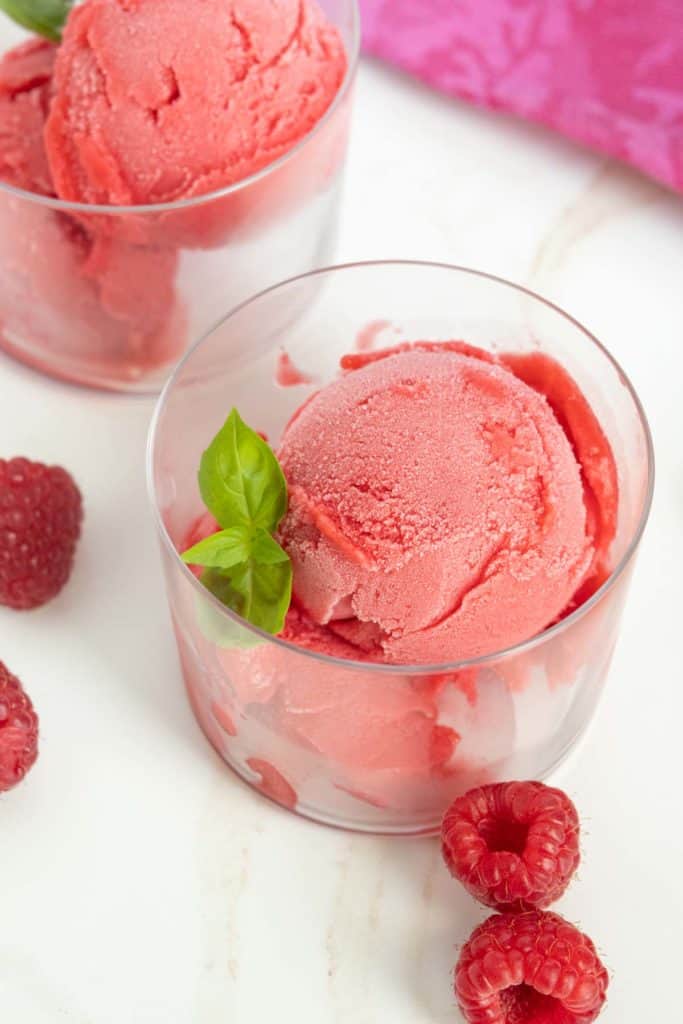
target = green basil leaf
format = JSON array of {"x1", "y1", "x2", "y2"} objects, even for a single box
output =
[
  {"x1": 199, "y1": 551, "x2": 292, "y2": 637},
  {"x1": 228, "y1": 557, "x2": 293, "y2": 635},
  {"x1": 0, "y1": 0, "x2": 72, "y2": 40},
  {"x1": 198, "y1": 409, "x2": 287, "y2": 532},
  {"x1": 181, "y1": 525, "x2": 251, "y2": 570},
  {"x1": 251, "y1": 527, "x2": 291, "y2": 566},
  {"x1": 183, "y1": 409, "x2": 293, "y2": 637},
  {"x1": 196, "y1": 570, "x2": 265, "y2": 650}
]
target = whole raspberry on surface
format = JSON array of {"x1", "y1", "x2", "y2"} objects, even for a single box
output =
[
  {"x1": 455, "y1": 910, "x2": 608, "y2": 1024},
  {"x1": 0, "y1": 457, "x2": 83, "y2": 610},
  {"x1": 0, "y1": 661, "x2": 39, "y2": 792},
  {"x1": 442, "y1": 781, "x2": 580, "y2": 912}
]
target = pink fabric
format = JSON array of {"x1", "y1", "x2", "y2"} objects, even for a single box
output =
[{"x1": 360, "y1": 0, "x2": 683, "y2": 194}]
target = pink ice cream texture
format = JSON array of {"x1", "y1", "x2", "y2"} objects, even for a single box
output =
[
  {"x1": 45, "y1": 0, "x2": 348, "y2": 206},
  {"x1": 0, "y1": 38, "x2": 184, "y2": 377},
  {"x1": 277, "y1": 345, "x2": 595, "y2": 665},
  {"x1": 0, "y1": 38, "x2": 54, "y2": 195}
]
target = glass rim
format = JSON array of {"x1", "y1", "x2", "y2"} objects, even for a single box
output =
[
  {"x1": 0, "y1": 0, "x2": 360, "y2": 217},
  {"x1": 147, "y1": 259, "x2": 656, "y2": 677}
]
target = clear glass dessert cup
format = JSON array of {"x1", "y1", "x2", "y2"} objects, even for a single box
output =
[
  {"x1": 147, "y1": 261, "x2": 654, "y2": 835},
  {"x1": 0, "y1": 0, "x2": 358, "y2": 393}
]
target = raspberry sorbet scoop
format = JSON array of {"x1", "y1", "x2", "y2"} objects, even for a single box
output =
[
  {"x1": 277, "y1": 345, "x2": 597, "y2": 664},
  {"x1": 0, "y1": 38, "x2": 55, "y2": 195},
  {"x1": 455, "y1": 911, "x2": 609, "y2": 1024},
  {"x1": 45, "y1": 0, "x2": 348, "y2": 206},
  {"x1": 441, "y1": 781, "x2": 580, "y2": 911}
]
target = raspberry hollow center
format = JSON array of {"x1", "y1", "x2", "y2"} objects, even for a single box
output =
[
  {"x1": 501, "y1": 984, "x2": 573, "y2": 1023},
  {"x1": 479, "y1": 816, "x2": 529, "y2": 855},
  {"x1": 442, "y1": 782, "x2": 582, "y2": 912}
]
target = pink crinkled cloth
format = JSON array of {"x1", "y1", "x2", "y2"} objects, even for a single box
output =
[{"x1": 360, "y1": 0, "x2": 683, "y2": 194}]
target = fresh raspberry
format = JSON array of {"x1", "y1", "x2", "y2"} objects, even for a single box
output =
[
  {"x1": 0, "y1": 661, "x2": 39, "y2": 792},
  {"x1": 442, "y1": 781, "x2": 580, "y2": 911},
  {"x1": 0, "y1": 457, "x2": 83, "y2": 610},
  {"x1": 455, "y1": 911, "x2": 608, "y2": 1024}
]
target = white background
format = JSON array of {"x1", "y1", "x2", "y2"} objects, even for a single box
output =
[{"x1": 2, "y1": 57, "x2": 682, "y2": 1022}]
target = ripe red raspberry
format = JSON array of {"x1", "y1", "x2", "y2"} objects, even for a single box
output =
[
  {"x1": 0, "y1": 661, "x2": 39, "y2": 792},
  {"x1": 455, "y1": 911, "x2": 608, "y2": 1024},
  {"x1": 442, "y1": 781, "x2": 580, "y2": 911},
  {"x1": 0, "y1": 457, "x2": 83, "y2": 610}
]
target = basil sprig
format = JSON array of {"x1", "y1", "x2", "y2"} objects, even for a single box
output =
[{"x1": 182, "y1": 410, "x2": 292, "y2": 635}]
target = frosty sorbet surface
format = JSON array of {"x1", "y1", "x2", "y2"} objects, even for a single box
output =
[
  {"x1": 45, "y1": 0, "x2": 348, "y2": 205},
  {"x1": 276, "y1": 343, "x2": 617, "y2": 665}
]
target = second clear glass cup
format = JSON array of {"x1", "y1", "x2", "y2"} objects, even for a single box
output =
[
  {"x1": 0, "y1": 0, "x2": 358, "y2": 392},
  {"x1": 148, "y1": 261, "x2": 653, "y2": 834}
]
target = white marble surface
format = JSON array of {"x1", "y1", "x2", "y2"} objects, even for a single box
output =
[{"x1": 1, "y1": 58, "x2": 682, "y2": 1022}]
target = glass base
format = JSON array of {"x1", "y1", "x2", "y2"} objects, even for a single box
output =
[
  {"x1": 0, "y1": 328, "x2": 173, "y2": 394},
  {"x1": 192, "y1": 695, "x2": 592, "y2": 837}
]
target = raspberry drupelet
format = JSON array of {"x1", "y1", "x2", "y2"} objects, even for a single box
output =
[{"x1": 442, "y1": 781, "x2": 580, "y2": 912}]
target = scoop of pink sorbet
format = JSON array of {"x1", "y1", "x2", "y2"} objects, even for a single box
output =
[
  {"x1": 0, "y1": 199, "x2": 185, "y2": 380},
  {"x1": 45, "y1": 0, "x2": 347, "y2": 207},
  {"x1": 0, "y1": 38, "x2": 55, "y2": 195},
  {"x1": 0, "y1": 37, "x2": 186, "y2": 380},
  {"x1": 277, "y1": 346, "x2": 594, "y2": 664}
]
